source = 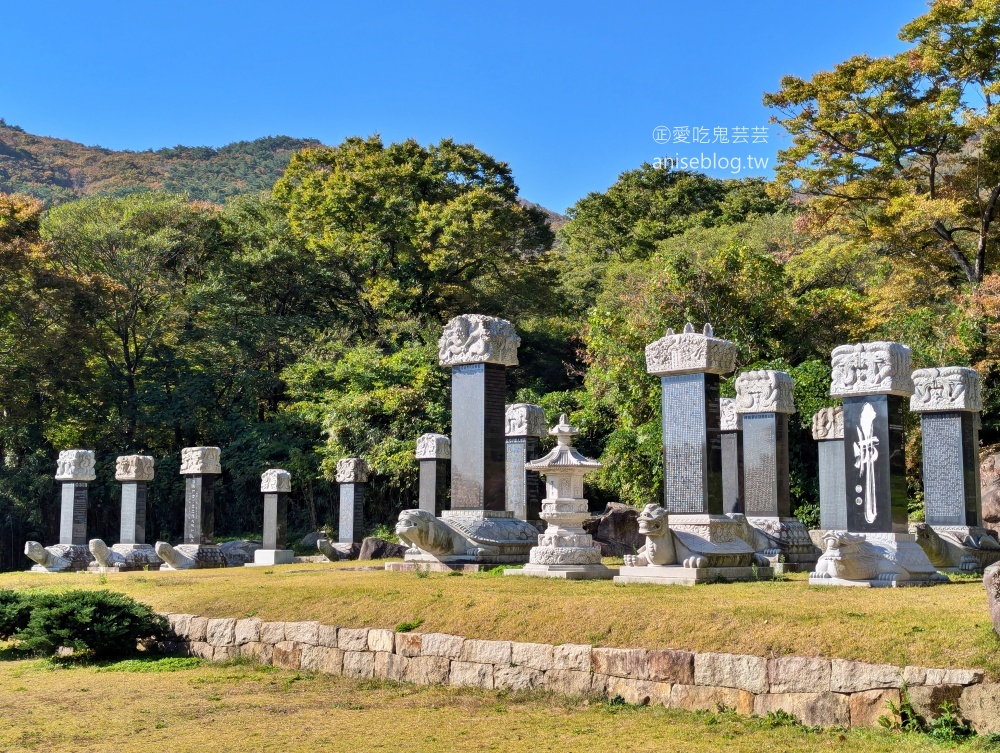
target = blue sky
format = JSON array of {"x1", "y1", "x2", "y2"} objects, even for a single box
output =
[{"x1": 3, "y1": 1, "x2": 922, "y2": 212}]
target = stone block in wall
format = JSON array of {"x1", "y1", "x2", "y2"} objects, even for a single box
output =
[
  {"x1": 903, "y1": 666, "x2": 928, "y2": 685},
  {"x1": 188, "y1": 641, "x2": 213, "y2": 659},
  {"x1": 166, "y1": 613, "x2": 193, "y2": 639},
  {"x1": 405, "y1": 656, "x2": 451, "y2": 685},
  {"x1": 206, "y1": 618, "x2": 237, "y2": 647},
  {"x1": 849, "y1": 689, "x2": 900, "y2": 727},
  {"x1": 645, "y1": 650, "x2": 695, "y2": 684},
  {"x1": 343, "y1": 650, "x2": 375, "y2": 679},
  {"x1": 188, "y1": 616, "x2": 209, "y2": 643},
  {"x1": 450, "y1": 661, "x2": 494, "y2": 689},
  {"x1": 512, "y1": 642, "x2": 553, "y2": 671},
  {"x1": 543, "y1": 669, "x2": 593, "y2": 697},
  {"x1": 925, "y1": 668, "x2": 983, "y2": 686},
  {"x1": 553, "y1": 644, "x2": 590, "y2": 672},
  {"x1": 260, "y1": 621, "x2": 285, "y2": 644},
  {"x1": 273, "y1": 641, "x2": 302, "y2": 670},
  {"x1": 317, "y1": 624, "x2": 339, "y2": 648},
  {"x1": 212, "y1": 645, "x2": 237, "y2": 661},
  {"x1": 367, "y1": 629, "x2": 395, "y2": 653},
  {"x1": 830, "y1": 660, "x2": 902, "y2": 692},
  {"x1": 375, "y1": 651, "x2": 409, "y2": 682},
  {"x1": 494, "y1": 665, "x2": 543, "y2": 691},
  {"x1": 695, "y1": 653, "x2": 768, "y2": 694},
  {"x1": 421, "y1": 633, "x2": 465, "y2": 659},
  {"x1": 960, "y1": 684, "x2": 1000, "y2": 734},
  {"x1": 395, "y1": 632, "x2": 422, "y2": 658},
  {"x1": 605, "y1": 677, "x2": 672, "y2": 707},
  {"x1": 234, "y1": 618, "x2": 261, "y2": 645},
  {"x1": 284, "y1": 621, "x2": 320, "y2": 645},
  {"x1": 753, "y1": 692, "x2": 850, "y2": 728},
  {"x1": 908, "y1": 684, "x2": 963, "y2": 721},
  {"x1": 767, "y1": 656, "x2": 831, "y2": 694},
  {"x1": 239, "y1": 641, "x2": 273, "y2": 664},
  {"x1": 592, "y1": 647, "x2": 647, "y2": 679},
  {"x1": 670, "y1": 684, "x2": 754, "y2": 715},
  {"x1": 460, "y1": 639, "x2": 511, "y2": 665},
  {"x1": 338, "y1": 628, "x2": 370, "y2": 652}
]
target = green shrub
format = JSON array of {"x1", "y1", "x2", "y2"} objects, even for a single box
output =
[
  {"x1": 0, "y1": 590, "x2": 32, "y2": 638},
  {"x1": 14, "y1": 590, "x2": 167, "y2": 659}
]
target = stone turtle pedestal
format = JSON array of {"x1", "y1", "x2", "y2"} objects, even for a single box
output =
[
  {"x1": 810, "y1": 342, "x2": 945, "y2": 587},
  {"x1": 732, "y1": 370, "x2": 819, "y2": 572},
  {"x1": 26, "y1": 450, "x2": 96, "y2": 572},
  {"x1": 506, "y1": 415, "x2": 616, "y2": 580},
  {"x1": 249, "y1": 469, "x2": 294, "y2": 566},
  {"x1": 89, "y1": 455, "x2": 161, "y2": 572},
  {"x1": 156, "y1": 446, "x2": 226, "y2": 570}
]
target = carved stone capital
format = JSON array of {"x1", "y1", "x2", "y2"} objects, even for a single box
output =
[
  {"x1": 811, "y1": 406, "x2": 844, "y2": 441},
  {"x1": 830, "y1": 341, "x2": 913, "y2": 397},
  {"x1": 180, "y1": 446, "x2": 221, "y2": 475},
  {"x1": 336, "y1": 457, "x2": 369, "y2": 484},
  {"x1": 720, "y1": 398, "x2": 741, "y2": 431},
  {"x1": 115, "y1": 455, "x2": 154, "y2": 482},
  {"x1": 910, "y1": 366, "x2": 982, "y2": 412},
  {"x1": 438, "y1": 314, "x2": 520, "y2": 367},
  {"x1": 734, "y1": 370, "x2": 796, "y2": 414},
  {"x1": 261, "y1": 468, "x2": 291, "y2": 493},
  {"x1": 505, "y1": 403, "x2": 547, "y2": 438},
  {"x1": 55, "y1": 450, "x2": 96, "y2": 482},
  {"x1": 416, "y1": 433, "x2": 451, "y2": 460},
  {"x1": 645, "y1": 323, "x2": 738, "y2": 377}
]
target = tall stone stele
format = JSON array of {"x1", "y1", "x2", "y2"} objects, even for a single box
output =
[
  {"x1": 507, "y1": 415, "x2": 615, "y2": 580},
  {"x1": 910, "y1": 367, "x2": 1000, "y2": 573},
  {"x1": 813, "y1": 407, "x2": 846, "y2": 531},
  {"x1": 733, "y1": 370, "x2": 818, "y2": 570},
  {"x1": 720, "y1": 398, "x2": 743, "y2": 515},
  {"x1": 155, "y1": 446, "x2": 227, "y2": 570},
  {"x1": 505, "y1": 403, "x2": 547, "y2": 525},
  {"x1": 337, "y1": 458, "x2": 369, "y2": 545},
  {"x1": 252, "y1": 469, "x2": 294, "y2": 566},
  {"x1": 416, "y1": 433, "x2": 450, "y2": 516},
  {"x1": 810, "y1": 342, "x2": 945, "y2": 586},
  {"x1": 389, "y1": 315, "x2": 539, "y2": 570},
  {"x1": 88, "y1": 455, "x2": 162, "y2": 571},
  {"x1": 25, "y1": 450, "x2": 96, "y2": 572},
  {"x1": 614, "y1": 323, "x2": 772, "y2": 586}
]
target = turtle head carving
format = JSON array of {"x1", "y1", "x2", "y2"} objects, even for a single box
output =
[{"x1": 636, "y1": 504, "x2": 668, "y2": 536}]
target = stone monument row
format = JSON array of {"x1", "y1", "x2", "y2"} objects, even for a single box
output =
[
  {"x1": 156, "y1": 446, "x2": 227, "y2": 570},
  {"x1": 89, "y1": 454, "x2": 162, "y2": 571},
  {"x1": 507, "y1": 414, "x2": 615, "y2": 579},
  {"x1": 391, "y1": 314, "x2": 538, "y2": 570},
  {"x1": 810, "y1": 342, "x2": 944, "y2": 586},
  {"x1": 24, "y1": 450, "x2": 97, "y2": 572},
  {"x1": 909, "y1": 366, "x2": 1000, "y2": 572},
  {"x1": 615, "y1": 323, "x2": 772, "y2": 585},
  {"x1": 415, "y1": 433, "x2": 450, "y2": 516}
]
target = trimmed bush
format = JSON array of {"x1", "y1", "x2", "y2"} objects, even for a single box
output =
[
  {"x1": 13, "y1": 590, "x2": 167, "y2": 659},
  {"x1": 0, "y1": 589, "x2": 32, "y2": 638}
]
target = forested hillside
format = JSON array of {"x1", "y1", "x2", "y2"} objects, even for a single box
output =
[
  {"x1": 1, "y1": 1, "x2": 998, "y2": 571},
  {"x1": 0, "y1": 120, "x2": 320, "y2": 204}
]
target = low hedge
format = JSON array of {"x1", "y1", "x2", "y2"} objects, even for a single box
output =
[{"x1": 0, "y1": 589, "x2": 167, "y2": 659}]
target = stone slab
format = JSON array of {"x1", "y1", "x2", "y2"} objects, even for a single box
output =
[
  {"x1": 247, "y1": 549, "x2": 294, "y2": 566},
  {"x1": 614, "y1": 565, "x2": 773, "y2": 586},
  {"x1": 505, "y1": 564, "x2": 618, "y2": 580}
]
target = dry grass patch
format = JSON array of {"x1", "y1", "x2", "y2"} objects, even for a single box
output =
[
  {"x1": 1, "y1": 563, "x2": 998, "y2": 673},
  {"x1": 0, "y1": 658, "x2": 986, "y2": 753}
]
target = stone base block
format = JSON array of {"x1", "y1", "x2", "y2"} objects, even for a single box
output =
[
  {"x1": 614, "y1": 564, "x2": 773, "y2": 586},
  {"x1": 810, "y1": 531, "x2": 947, "y2": 587},
  {"x1": 385, "y1": 561, "x2": 503, "y2": 573},
  {"x1": 247, "y1": 549, "x2": 294, "y2": 566},
  {"x1": 506, "y1": 563, "x2": 618, "y2": 580},
  {"x1": 807, "y1": 574, "x2": 941, "y2": 588}
]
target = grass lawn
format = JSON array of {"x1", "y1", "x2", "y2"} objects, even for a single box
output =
[
  {"x1": 1, "y1": 563, "x2": 998, "y2": 675},
  {"x1": 0, "y1": 656, "x2": 993, "y2": 753}
]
